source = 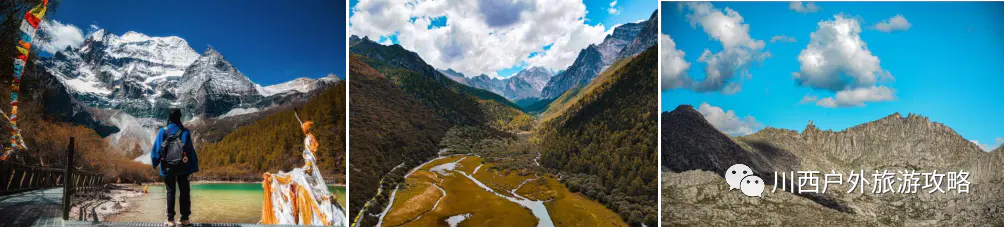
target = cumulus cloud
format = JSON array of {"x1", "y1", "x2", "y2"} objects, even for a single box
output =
[
  {"x1": 698, "y1": 102, "x2": 763, "y2": 136},
  {"x1": 789, "y1": 2, "x2": 821, "y2": 14},
  {"x1": 37, "y1": 20, "x2": 86, "y2": 54},
  {"x1": 770, "y1": 35, "x2": 796, "y2": 43},
  {"x1": 479, "y1": 0, "x2": 530, "y2": 28},
  {"x1": 608, "y1": 0, "x2": 619, "y2": 15},
  {"x1": 661, "y1": 34, "x2": 691, "y2": 90},
  {"x1": 349, "y1": 0, "x2": 609, "y2": 78},
  {"x1": 873, "y1": 14, "x2": 911, "y2": 32},
  {"x1": 794, "y1": 15, "x2": 895, "y2": 108},
  {"x1": 814, "y1": 86, "x2": 895, "y2": 107},
  {"x1": 681, "y1": 2, "x2": 768, "y2": 94}
]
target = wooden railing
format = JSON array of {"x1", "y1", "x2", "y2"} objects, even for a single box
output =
[
  {"x1": 0, "y1": 137, "x2": 105, "y2": 220},
  {"x1": 0, "y1": 160, "x2": 66, "y2": 196}
]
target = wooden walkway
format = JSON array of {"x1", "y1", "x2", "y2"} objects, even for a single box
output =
[
  {"x1": 0, "y1": 188, "x2": 310, "y2": 227},
  {"x1": 0, "y1": 188, "x2": 64, "y2": 227},
  {"x1": 63, "y1": 221, "x2": 312, "y2": 227}
]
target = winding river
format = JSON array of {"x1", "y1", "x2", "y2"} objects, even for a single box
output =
[{"x1": 378, "y1": 155, "x2": 555, "y2": 227}]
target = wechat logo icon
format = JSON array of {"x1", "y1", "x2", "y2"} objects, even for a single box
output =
[{"x1": 725, "y1": 164, "x2": 763, "y2": 197}]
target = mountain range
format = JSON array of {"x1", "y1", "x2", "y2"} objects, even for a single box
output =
[
  {"x1": 38, "y1": 30, "x2": 340, "y2": 163},
  {"x1": 539, "y1": 10, "x2": 657, "y2": 99},
  {"x1": 435, "y1": 10, "x2": 657, "y2": 108},
  {"x1": 661, "y1": 105, "x2": 1004, "y2": 225},
  {"x1": 438, "y1": 67, "x2": 556, "y2": 102}
]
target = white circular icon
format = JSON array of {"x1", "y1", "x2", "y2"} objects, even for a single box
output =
[
  {"x1": 725, "y1": 164, "x2": 754, "y2": 190},
  {"x1": 740, "y1": 175, "x2": 765, "y2": 197}
]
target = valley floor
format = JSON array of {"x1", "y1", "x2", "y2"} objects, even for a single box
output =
[{"x1": 378, "y1": 154, "x2": 625, "y2": 227}]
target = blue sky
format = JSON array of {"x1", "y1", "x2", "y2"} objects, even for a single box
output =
[
  {"x1": 661, "y1": 2, "x2": 1004, "y2": 149},
  {"x1": 349, "y1": 0, "x2": 656, "y2": 78},
  {"x1": 48, "y1": 0, "x2": 346, "y2": 85}
]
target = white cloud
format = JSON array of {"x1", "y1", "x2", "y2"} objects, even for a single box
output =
[
  {"x1": 770, "y1": 35, "x2": 796, "y2": 43},
  {"x1": 698, "y1": 102, "x2": 763, "y2": 136},
  {"x1": 997, "y1": 137, "x2": 1004, "y2": 146},
  {"x1": 681, "y1": 2, "x2": 768, "y2": 94},
  {"x1": 794, "y1": 15, "x2": 895, "y2": 108},
  {"x1": 971, "y1": 140, "x2": 993, "y2": 152},
  {"x1": 814, "y1": 86, "x2": 895, "y2": 107},
  {"x1": 799, "y1": 94, "x2": 818, "y2": 104},
  {"x1": 873, "y1": 14, "x2": 911, "y2": 32},
  {"x1": 37, "y1": 20, "x2": 86, "y2": 54},
  {"x1": 661, "y1": 34, "x2": 690, "y2": 90},
  {"x1": 608, "y1": 0, "x2": 620, "y2": 15},
  {"x1": 789, "y1": 2, "x2": 821, "y2": 14},
  {"x1": 349, "y1": 0, "x2": 610, "y2": 78}
]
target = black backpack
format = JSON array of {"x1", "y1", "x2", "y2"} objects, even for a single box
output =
[{"x1": 159, "y1": 128, "x2": 187, "y2": 175}]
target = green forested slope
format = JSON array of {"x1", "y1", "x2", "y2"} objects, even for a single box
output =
[
  {"x1": 197, "y1": 81, "x2": 346, "y2": 182},
  {"x1": 347, "y1": 55, "x2": 451, "y2": 224},
  {"x1": 536, "y1": 46, "x2": 658, "y2": 226}
]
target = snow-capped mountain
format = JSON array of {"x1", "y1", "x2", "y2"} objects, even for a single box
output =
[
  {"x1": 44, "y1": 30, "x2": 199, "y2": 116},
  {"x1": 39, "y1": 30, "x2": 340, "y2": 163},
  {"x1": 43, "y1": 30, "x2": 333, "y2": 119},
  {"x1": 511, "y1": 67, "x2": 555, "y2": 96},
  {"x1": 176, "y1": 47, "x2": 262, "y2": 118},
  {"x1": 257, "y1": 73, "x2": 341, "y2": 96},
  {"x1": 540, "y1": 10, "x2": 658, "y2": 99},
  {"x1": 438, "y1": 67, "x2": 554, "y2": 102}
]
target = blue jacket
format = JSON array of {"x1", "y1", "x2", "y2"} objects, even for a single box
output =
[{"x1": 150, "y1": 123, "x2": 199, "y2": 176}]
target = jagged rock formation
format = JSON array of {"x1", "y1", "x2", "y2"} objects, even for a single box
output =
[
  {"x1": 618, "y1": 11, "x2": 658, "y2": 59},
  {"x1": 257, "y1": 74, "x2": 340, "y2": 97},
  {"x1": 540, "y1": 10, "x2": 657, "y2": 99},
  {"x1": 177, "y1": 47, "x2": 263, "y2": 118},
  {"x1": 662, "y1": 106, "x2": 1004, "y2": 226},
  {"x1": 38, "y1": 30, "x2": 339, "y2": 163},
  {"x1": 454, "y1": 67, "x2": 555, "y2": 102},
  {"x1": 42, "y1": 30, "x2": 199, "y2": 117},
  {"x1": 43, "y1": 30, "x2": 336, "y2": 119}
]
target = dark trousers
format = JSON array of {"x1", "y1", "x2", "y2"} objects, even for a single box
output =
[{"x1": 164, "y1": 174, "x2": 191, "y2": 221}]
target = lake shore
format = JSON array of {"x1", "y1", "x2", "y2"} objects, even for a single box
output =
[
  {"x1": 137, "y1": 180, "x2": 346, "y2": 187},
  {"x1": 69, "y1": 184, "x2": 145, "y2": 221}
]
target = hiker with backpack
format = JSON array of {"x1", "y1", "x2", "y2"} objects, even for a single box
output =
[{"x1": 151, "y1": 108, "x2": 198, "y2": 227}]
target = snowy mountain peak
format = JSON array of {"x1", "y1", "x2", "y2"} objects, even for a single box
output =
[
  {"x1": 323, "y1": 73, "x2": 341, "y2": 81},
  {"x1": 179, "y1": 47, "x2": 256, "y2": 95},
  {"x1": 257, "y1": 75, "x2": 340, "y2": 96},
  {"x1": 121, "y1": 31, "x2": 150, "y2": 42},
  {"x1": 88, "y1": 29, "x2": 107, "y2": 41},
  {"x1": 203, "y1": 46, "x2": 221, "y2": 56}
]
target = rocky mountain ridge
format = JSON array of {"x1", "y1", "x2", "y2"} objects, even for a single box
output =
[
  {"x1": 661, "y1": 105, "x2": 1004, "y2": 225},
  {"x1": 39, "y1": 30, "x2": 338, "y2": 164},
  {"x1": 540, "y1": 10, "x2": 657, "y2": 99},
  {"x1": 444, "y1": 66, "x2": 555, "y2": 102},
  {"x1": 44, "y1": 30, "x2": 336, "y2": 119}
]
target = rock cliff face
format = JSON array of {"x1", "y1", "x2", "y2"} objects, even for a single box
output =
[
  {"x1": 176, "y1": 47, "x2": 263, "y2": 118},
  {"x1": 662, "y1": 105, "x2": 1004, "y2": 225},
  {"x1": 540, "y1": 10, "x2": 657, "y2": 99}
]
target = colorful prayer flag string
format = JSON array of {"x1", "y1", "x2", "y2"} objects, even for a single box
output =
[{"x1": 1, "y1": 0, "x2": 47, "y2": 161}]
